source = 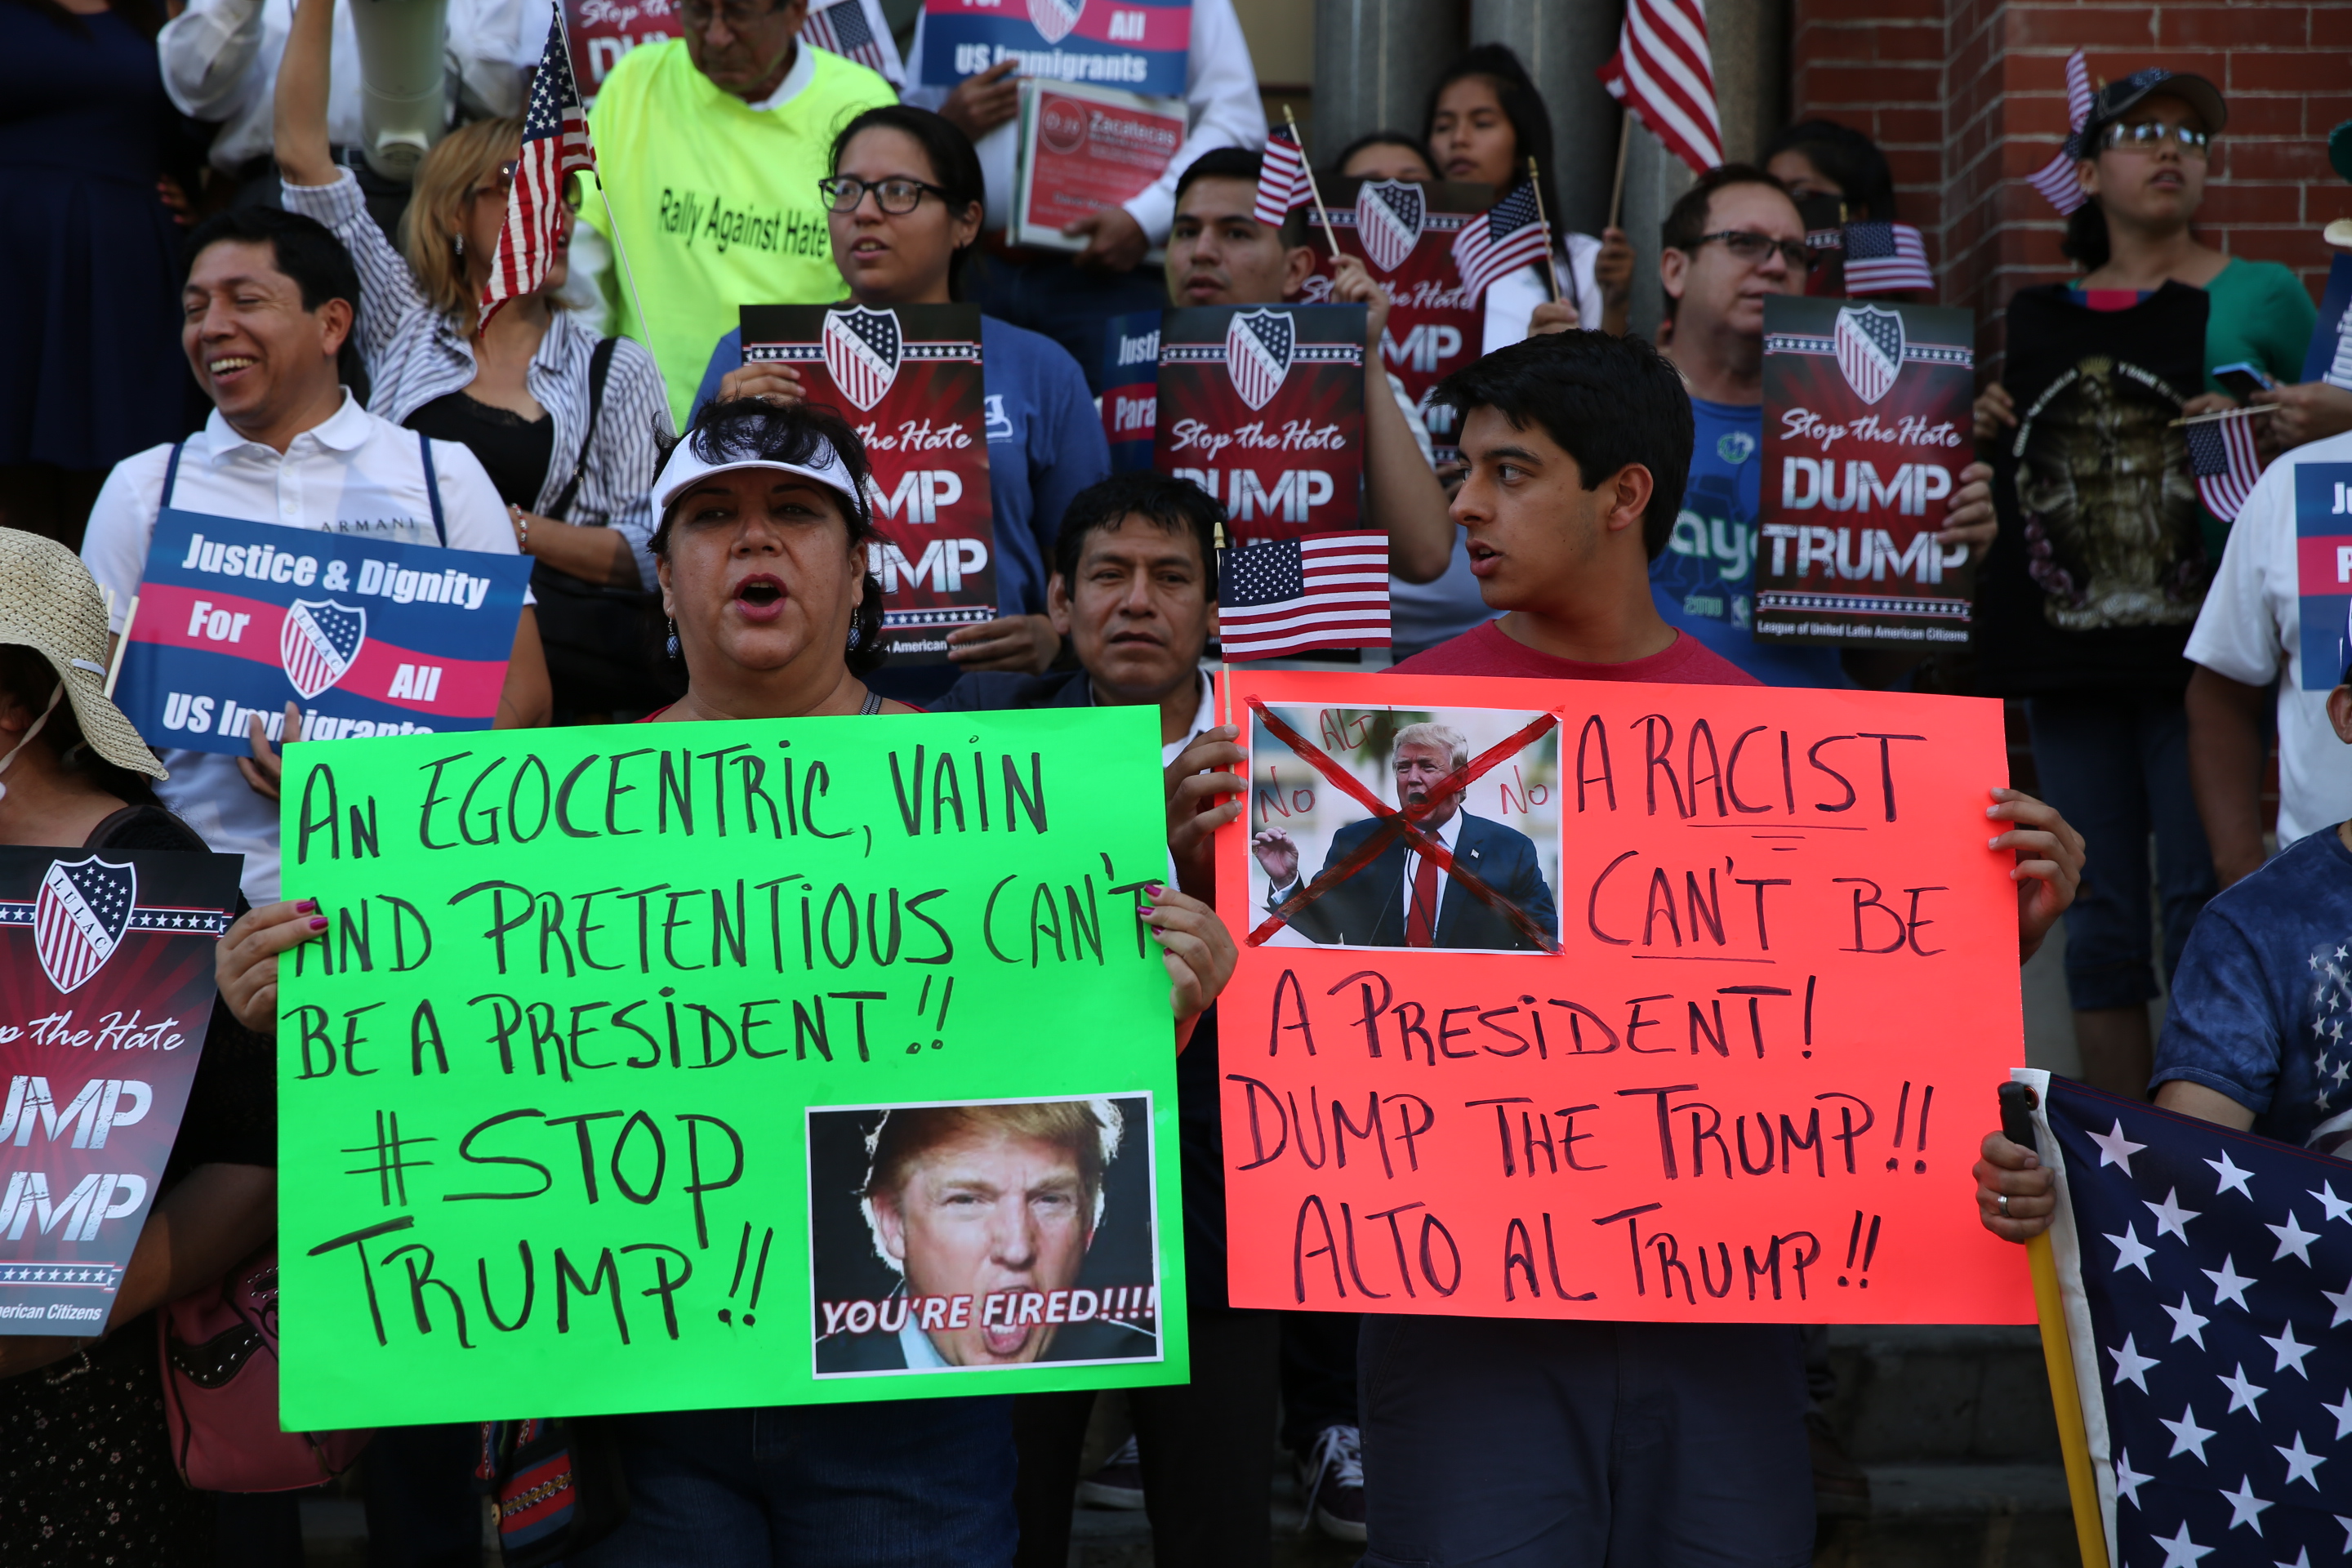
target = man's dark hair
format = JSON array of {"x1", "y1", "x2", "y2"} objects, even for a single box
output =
[
  {"x1": 1175, "y1": 145, "x2": 1262, "y2": 204},
  {"x1": 183, "y1": 205, "x2": 367, "y2": 393},
  {"x1": 1333, "y1": 130, "x2": 1431, "y2": 179},
  {"x1": 831, "y1": 105, "x2": 987, "y2": 296},
  {"x1": 1763, "y1": 119, "x2": 1897, "y2": 220},
  {"x1": 651, "y1": 399, "x2": 886, "y2": 672},
  {"x1": 1659, "y1": 163, "x2": 1794, "y2": 320},
  {"x1": 1428, "y1": 331, "x2": 1692, "y2": 561},
  {"x1": 1423, "y1": 44, "x2": 1559, "y2": 243},
  {"x1": 1052, "y1": 471, "x2": 1224, "y2": 594}
]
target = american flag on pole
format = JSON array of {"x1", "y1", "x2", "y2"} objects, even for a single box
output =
[
  {"x1": 2027, "y1": 51, "x2": 2096, "y2": 215},
  {"x1": 1597, "y1": 0, "x2": 1723, "y2": 176},
  {"x1": 1254, "y1": 127, "x2": 1310, "y2": 227},
  {"x1": 479, "y1": 17, "x2": 596, "y2": 331},
  {"x1": 1842, "y1": 221, "x2": 1936, "y2": 294},
  {"x1": 2019, "y1": 1069, "x2": 2352, "y2": 1568},
  {"x1": 1451, "y1": 182, "x2": 1551, "y2": 305},
  {"x1": 2187, "y1": 411, "x2": 2265, "y2": 523},
  {"x1": 1216, "y1": 532, "x2": 1389, "y2": 658},
  {"x1": 802, "y1": 0, "x2": 890, "y2": 77}
]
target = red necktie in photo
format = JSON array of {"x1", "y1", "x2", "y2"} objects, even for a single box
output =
[{"x1": 1405, "y1": 851, "x2": 1441, "y2": 947}]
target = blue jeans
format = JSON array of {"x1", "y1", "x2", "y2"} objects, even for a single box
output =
[
  {"x1": 577, "y1": 1398, "x2": 1018, "y2": 1568},
  {"x1": 2025, "y1": 691, "x2": 2216, "y2": 1011}
]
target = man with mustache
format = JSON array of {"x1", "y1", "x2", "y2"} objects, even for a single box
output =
[{"x1": 1252, "y1": 721, "x2": 1557, "y2": 951}]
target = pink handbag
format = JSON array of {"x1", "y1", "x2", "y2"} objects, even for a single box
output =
[{"x1": 158, "y1": 1250, "x2": 372, "y2": 1491}]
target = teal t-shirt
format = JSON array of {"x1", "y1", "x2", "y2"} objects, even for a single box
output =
[{"x1": 2201, "y1": 256, "x2": 2317, "y2": 394}]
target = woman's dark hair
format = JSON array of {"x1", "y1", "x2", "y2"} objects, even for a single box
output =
[
  {"x1": 6, "y1": 0, "x2": 164, "y2": 38},
  {"x1": 1051, "y1": 470, "x2": 1227, "y2": 590},
  {"x1": 184, "y1": 206, "x2": 370, "y2": 399},
  {"x1": 1428, "y1": 330, "x2": 1693, "y2": 561},
  {"x1": 651, "y1": 399, "x2": 887, "y2": 674},
  {"x1": 2062, "y1": 198, "x2": 2111, "y2": 270},
  {"x1": 1423, "y1": 44, "x2": 1561, "y2": 243},
  {"x1": 0, "y1": 648, "x2": 162, "y2": 808},
  {"x1": 830, "y1": 105, "x2": 987, "y2": 300},
  {"x1": 1762, "y1": 119, "x2": 1897, "y2": 220},
  {"x1": 1333, "y1": 130, "x2": 1434, "y2": 182}
]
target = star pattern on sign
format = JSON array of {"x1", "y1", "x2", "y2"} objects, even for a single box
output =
[
  {"x1": 2167, "y1": 1294, "x2": 2213, "y2": 1348},
  {"x1": 2113, "y1": 1334, "x2": 2163, "y2": 1392},
  {"x1": 2222, "y1": 1474, "x2": 2276, "y2": 1532},
  {"x1": 2149, "y1": 1188, "x2": 2204, "y2": 1243},
  {"x1": 2205, "y1": 1255, "x2": 2256, "y2": 1311},
  {"x1": 2221, "y1": 1365, "x2": 2270, "y2": 1417},
  {"x1": 2209, "y1": 1152, "x2": 2257, "y2": 1199},
  {"x1": 2270, "y1": 1210, "x2": 2321, "y2": 1266},
  {"x1": 2275, "y1": 1432, "x2": 2327, "y2": 1489},
  {"x1": 2264, "y1": 1321, "x2": 2315, "y2": 1379}
]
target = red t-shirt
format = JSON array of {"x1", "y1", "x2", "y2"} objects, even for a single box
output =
[{"x1": 1387, "y1": 619, "x2": 1762, "y2": 686}]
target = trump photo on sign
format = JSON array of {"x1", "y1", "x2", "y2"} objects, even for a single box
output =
[{"x1": 1248, "y1": 705, "x2": 1562, "y2": 954}]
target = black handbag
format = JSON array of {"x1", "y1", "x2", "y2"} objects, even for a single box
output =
[{"x1": 532, "y1": 337, "x2": 676, "y2": 716}]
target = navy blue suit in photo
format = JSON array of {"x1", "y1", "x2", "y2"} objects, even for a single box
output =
[{"x1": 1278, "y1": 811, "x2": 1557, "y2": 951}]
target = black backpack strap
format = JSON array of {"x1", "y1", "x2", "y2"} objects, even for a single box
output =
[
  {"x1": 160, "y1": 441, "x2": 185, "y2": 510},
  {"x1": 416, "y1": 430, "x2": 448, "y2": 546},
  {"x1": 547, "y1": 336, "x2": 618, "y2": 523}
]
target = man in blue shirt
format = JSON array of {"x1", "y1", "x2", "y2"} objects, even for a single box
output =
[{"x1": 1648, "y1": 167, "x2": 1995, "y2": 687}]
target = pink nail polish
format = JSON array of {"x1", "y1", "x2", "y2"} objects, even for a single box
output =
[
  {"x1": 309, "y1": 917, "x2": 328, "y2": 930},
  {"x1": 295, "y1": 898, "x2": 318, "y2": 913}
]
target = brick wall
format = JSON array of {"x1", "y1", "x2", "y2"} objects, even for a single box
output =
[{"x1": 1789, "y1": 0, "x2": 2350, "y2": 372}]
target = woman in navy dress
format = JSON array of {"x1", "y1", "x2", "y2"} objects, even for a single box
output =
[{"x1": 0, "y1": 0, "x2": 193, "y2": 546}]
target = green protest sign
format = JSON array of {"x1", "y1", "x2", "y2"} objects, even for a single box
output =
[{"x1": 276, "y1": 708, "x2": 1184, "y2": 1428}]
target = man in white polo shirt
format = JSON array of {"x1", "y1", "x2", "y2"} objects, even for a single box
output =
[{"x1": 83, "y1": 205, "x2": 549, "y2": 903}]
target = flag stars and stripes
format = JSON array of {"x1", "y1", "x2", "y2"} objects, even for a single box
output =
[
  {"x1": 2118, "y1": 1449, "x2": 2154, "y2": 1507},
  {"x1": 2218, "y1": 1364, "x2": 2269, "y2": 1417},
  {"x1": 2323, "y1": 1391, "x2": 2352, "y2": 1439},
  {"x1": 2323, "y1": 1276, "x2": 2352, "y2": 1327},
  {"x1": 2221, "y1": 1475, "x2": 2275, "y2": 1533},
  {"x1": 2166, "y1": 1401, "x2": 2221, "y2": 1460},
  {"x1": 2165, "y1": 1294, "x2": 2212, "y2": 1348},
  {"x1": 2274, "y1": 1432, "x2": 2327, "y2": 1489},
  {"x1": 481, "y1": 17, "x2": 595, "y2": 330},
  {"x1": 2155, "y1": 1520, "x2": 2216, "y2": 1568},
  {"x1": 2207, "y1": 1152, "x2": 2256, "y2": 1198},
  {"x1": 2203, "y1": 1255, "x2": 2256, "y2": 1311},
  {"x1": 2310, "y1": 1183, "x2": 2352, "y2": 1225},
  {"x1": 1254, "y1": 129, "x2": 1310, "y2": 227},
  {"x1": 2281, "y1": 1548, "x2": 2314, "y2": 1568},
  {"x1": 2111, "y1": 1223, "x2": 2157, "y2": 1276},
  {"x1": 2148, "y1": 1188, "x2": 2203, "y2": 1243},
  {"x1": 2093, "y1": 1119, "x2": 2148, "y2": 1173},
  {"x1": 2261, "y1": 1321, "x2": 2314, "y2": 1378},
  {"x1": 2113, "y1": 1334, "x2": 2163, "y2": 1391},
  {"x1": 2269, "y1": 1211, "x2": 2321, "y2": 1266}
]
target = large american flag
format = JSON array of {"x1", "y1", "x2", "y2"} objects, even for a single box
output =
[
  {"x1": 802, "y1": 0, "x2": 889, "y2": 76},
  {"x1": 2027, "y1": 51, "x2": 2097, "y2": 216},
  {"x1": 1842, "y1": 221, "x2": 1935, "y2": 294},
  {"x1": 1216, "y1": 532, "x2": 1389, "y2": 658},
  {"x1": 480, "y1": 17, "x2": 596, "y2": 332},
  {"x1": 2188, "y1": 411, "x2": 2265, "y2": 523},
  {"x1": 1597, "y1": 0, "x2": 1722, "y2": 176},
  {"x1": 1254, "y1": 127, "x2": 1311, "y2": 227},
  {"x1": 1451, "y1": 182, "x2": 1550, "y2": 305},
  {"x1": 2029, "y1": 1071, "x2": 2352, "y2": 1568}
]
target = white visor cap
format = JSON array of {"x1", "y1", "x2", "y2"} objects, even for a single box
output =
[{"x1": 653, "y1": 436, "x2": 865, "y2": 517}]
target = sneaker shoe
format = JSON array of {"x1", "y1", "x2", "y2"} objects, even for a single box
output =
[
  {"x1": 1296, "y1": 1423, "x2": 1367, "y2": 1543},
  {"x1": 1807, "y1": 1411, "x2": 1871, "y2": 1519},
  {"x1": 1076, "y1": 1436, "x2": 1146, "y2": 1511}
]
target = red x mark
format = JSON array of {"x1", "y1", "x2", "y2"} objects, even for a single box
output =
[{"x1": 1246, "y1": 700, "x2": 1561, "y2": 952}]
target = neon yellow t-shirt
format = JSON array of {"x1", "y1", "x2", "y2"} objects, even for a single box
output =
[{"x1": 581, "y1": 39, "x2": 895, "y2": 425}]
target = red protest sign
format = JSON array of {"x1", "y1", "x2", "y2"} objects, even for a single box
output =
[
  {"x1": 564, "y1": 0, "x2": 679, "y2": 103},
  {"x1": 1755, "y1": 296, "x2": 1977, "y2": 649},
  {"x1": 741, "y1": 304, "x2": 997, "y2": 665},
  {"x1": 1301, "y1": 179, "x2": 1488, "y2": 464},
  {"x1": 1214, "y1": 670, "x2": 2034, "y2": 1325},
  {"x1": 1155, "y1": 305, "x2": 1365, "y2": 546},
  {"x1": 1010, "y1": 81, "x2": 1186, "y2": 252},
  {"x1": 0, "y1": 847, "x2": 242, "y2": 1334}
]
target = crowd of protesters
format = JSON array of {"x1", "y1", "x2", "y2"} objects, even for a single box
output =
[{"x1": 0, "y1": 0, "x2": 2346, "y2": 1561}]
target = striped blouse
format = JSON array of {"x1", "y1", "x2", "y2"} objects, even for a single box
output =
[{"x1": 280, "y1": 172, "x2": 671, "y2": 590}]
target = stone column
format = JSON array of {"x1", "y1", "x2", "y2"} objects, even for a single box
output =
[
  {"x1": 1619, "y1": 122, "x2": 1694, "y2": 341},
  {"x1": 1708, "y1": 0, "x2": 1789, "y2": 166},
  {"x1": 1311, "y1": 0, "x2": 1463, "y2": 156},
  {"x1": 1466, "y1": 0, "x2": 1623, "y2": 235}
]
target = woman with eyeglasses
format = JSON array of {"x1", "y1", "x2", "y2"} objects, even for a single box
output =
[
  {"x1": 273, "y1": 0, "x2": 676, "y2": 721},
  {"x1": 690, "y1": 105, "x2": 1111, "y2": 703}
]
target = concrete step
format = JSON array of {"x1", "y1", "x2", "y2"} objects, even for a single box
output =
[
  {"x1": 1823, "y1": 1325, "x2": 2065, "y2": 1465},
  {"x1": 1818, "y1": 1464, "x2": 2080, "y2": 1568}
]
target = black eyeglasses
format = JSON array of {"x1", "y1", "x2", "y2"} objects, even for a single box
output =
[
  {"x1": 492, "y1": 161, "x2": 585, "y2": 212},
  {"x1": 2096, "y1": 121, "x2": 2211, "y2": 154},
  {"x1": 817, "y1": 175, "x2": 952, "y2": 216},
  {"x1": 1691, "y1": 229, "x2": 1814, "y2": 272}
]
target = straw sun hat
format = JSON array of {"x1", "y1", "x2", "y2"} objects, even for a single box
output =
[{"x1": 0, "y1": 528, "x2": 167, "y2": 781}]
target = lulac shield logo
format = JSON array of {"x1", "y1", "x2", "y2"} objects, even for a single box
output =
[
  {"x1": 279, "y1": 599, "x2": 366, "y2": 701},
  {"x1": 823, "y1": 306, "x2": 903, "y2": 412},
  {"x1": 1833, "y1": 304, "x2": 1906, "y2": 406},
  {"x1": 34, "y1": 858, "x2": 135, "y2": 994},
  {"x1": 1027, "y1": 0, "x2": 1082, "y2": 44},
  {"x1": 1354, "y1": 180, "x2": 1425, "y2": 274},
  {"x1": 1224, "y1": 310, "x2": 1295, "y2": 412}
]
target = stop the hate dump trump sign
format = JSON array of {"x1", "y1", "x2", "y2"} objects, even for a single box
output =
[
  {"x1": 1216, "y1": 670, "x2": 2034, "y2": 1325},
  {"x1": 274, "y1": 709, "x2": 1183, "y2": 1428}
]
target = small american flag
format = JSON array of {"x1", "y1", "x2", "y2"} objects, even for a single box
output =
[
  {"x1": 1597, "y1": 0, "x2": 1722, "y2": 176},
  {"x1": 2027, "y1": 50, "x2": 2096, "y2": 216},
  {"x1": 1217, "y1": 532, "x2": 1389, "y2": 659},
  {"x1": 2187, "y1": 411, "x2": 2265, "y2": 523},
  {"x1": 480, "y1": 17, "x2": 595, "y2": 331},
  {"x1": 1452, "y1": 182, "x2": 1551, "y2": 305},
  {"x1": 802, "y1": 0, "x2": 888, "y2": 75},
  {"x1": 1254, "y1": 128, "x2": 1310, "y2": 227},
  {"x1": 1842, "y1": 221, "x2": 1934, "y2": 294},
  {"x1": 2025, "y1": 1071, "x2": 2352, "y2": 1568}
]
